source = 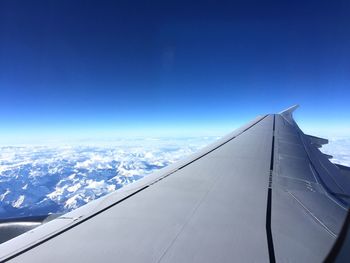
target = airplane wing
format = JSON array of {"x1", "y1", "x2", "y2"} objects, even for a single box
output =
[{"x1": 0, "y1": 106, "x2": 349, "y2": 262}]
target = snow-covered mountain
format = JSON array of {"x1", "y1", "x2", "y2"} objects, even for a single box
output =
[{"x1": 0, "y1": 137, "x2": 217, "y2": 219}]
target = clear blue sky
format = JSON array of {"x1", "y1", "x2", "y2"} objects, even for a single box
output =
[{"x1": 0, "y1": 0, "x2": 349, "y2": 143}]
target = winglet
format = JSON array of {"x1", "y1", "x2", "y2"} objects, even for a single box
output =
[
  {"x1": 279, "y1": 104, "x2": 299, "y2": 124},
  {"x1": 279, "y1": 104, "x2": 299, "y2": 115}
]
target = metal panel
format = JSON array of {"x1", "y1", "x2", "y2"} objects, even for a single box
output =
[
  {"x1": 2, "y1": 115, "x2": 273, "y2": 262},
  {"x1": 272, "y1": 115, "x2": 347, "y2": 262}
]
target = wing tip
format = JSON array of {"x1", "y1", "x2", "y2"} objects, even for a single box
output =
[
  {"x1": 279, "y1": 104, "x2": 299, "y2": 115},
  {"x1": 278, "y1": 104, "x2": 299, "y2": 124}
]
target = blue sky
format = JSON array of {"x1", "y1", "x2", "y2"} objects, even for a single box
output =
[{"x1": 0, "y1": 0, "x2": 349, "y2": 143}]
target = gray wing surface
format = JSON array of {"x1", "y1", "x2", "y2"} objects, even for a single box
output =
[{"x1": 0, "y1": 106, "x2": 349, "y2": 262}]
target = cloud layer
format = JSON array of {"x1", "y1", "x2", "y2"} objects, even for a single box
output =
[
  {"x1": 0, "y1": 137, "x2": 217, "y2": 219},
  {"x1": 321, "y1": 137, "x2": 350, "y2": 166}
]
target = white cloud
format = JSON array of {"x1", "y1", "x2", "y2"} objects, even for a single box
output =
[
  {"x1": 321, "y1": 137, "x2": 350, "y2": 167},
  {"x1": 12, "y1": 195, "x2": 25, "y2": 208}
]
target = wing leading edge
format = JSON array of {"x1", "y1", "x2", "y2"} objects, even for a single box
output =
[{"x1": 0, "y1": 106, "x2": 349, "y2": 262}]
